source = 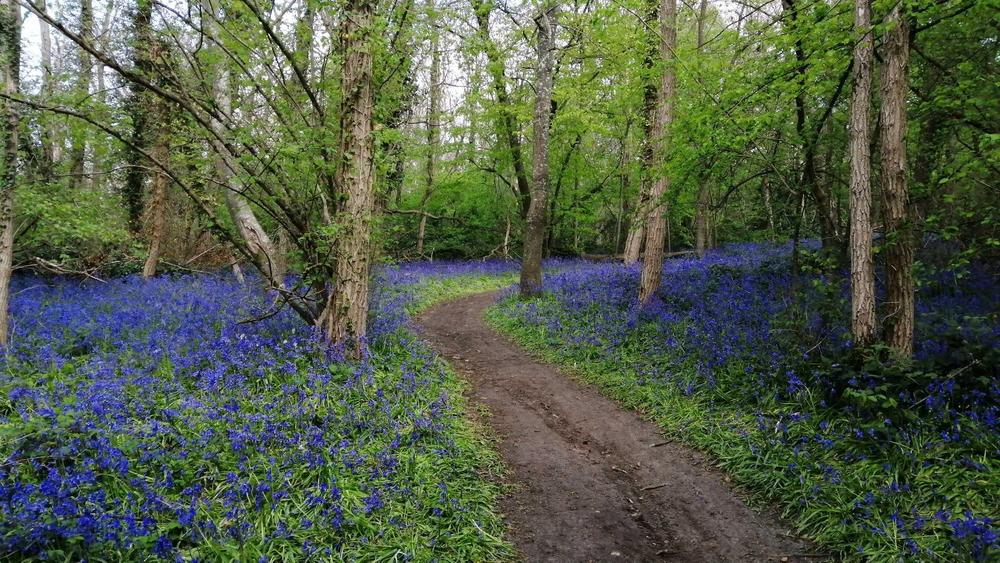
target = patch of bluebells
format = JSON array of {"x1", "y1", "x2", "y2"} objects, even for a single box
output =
[
  {"x1": 493, "y1": 242, "x2": 998, "y2": 560},
  {"x1": 0, "y1": 262, "x2": 512, "y2": 560}
]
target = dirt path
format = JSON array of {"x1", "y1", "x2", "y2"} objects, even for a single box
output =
[{"x1": 417, "y1": 292, "x2": 815, "y2": 563}]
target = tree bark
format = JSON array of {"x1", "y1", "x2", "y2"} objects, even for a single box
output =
[
  {"x1": 848, "y1": 0, "x2": 876, "y2": 346},
  {"x1": 320, "y1": 0, "x2": 376, "y2": 348},
  {"x1": 122, "y1": 0, "x2": 153, "y2": 233},
  {"x1": 0, "y1": 0, "x2": 19, "y2": 347},
  {"x1": 68, "y1": 0, "x2": 93, "y2": 189},
  {"x1": 638, "y1": 0, "x2": 675, "y2": 304},
  {"x1": 693, "y1": 0, "x2": 710, "y2": 257},
  {"x1": 37, "y1": 0, "x2": 56, "y2": 180},
  {"x1": 520, "y1": 4, "x2": 557, "y2": 297},
  {"x1": 203, "y1": 0, "x2": 283, "y2": 289},
  {"x1": 623, "y1": 223, "x2": 644, "y2": 264},
  {"x1": 623, "y1": 0, "x2": 658, "y2": 267},
  {"x1": 694, "y1": 181, "x2": 710, "y2": 257},
  {"x1": 142, "y1": 135, "x2": 169, "y2": 279},
  {"x1": 418, "y1": 0, "x2": 441, "y2": 257},
  {"x1": 879, "y1": 4, "x2": 914, "y2": 358}
]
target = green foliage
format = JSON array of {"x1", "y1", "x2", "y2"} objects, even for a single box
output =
[{"x1": 16, "y1": 180, "x2": 132, "y2": 269}]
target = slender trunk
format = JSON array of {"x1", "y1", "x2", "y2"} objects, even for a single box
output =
[
  {"x1": 848, "y1": 0, "x2": 876, "y2": 346},
  {"x1": 624, "y1": 0, "x2": 658, "y2": 267},
  {"x1": 693, "y1": 0, "x2": 710, "y2": 257},
  {"x1": 68, "y1": 0, "x2": 93, "y2": 189},
  {"x1": 520, "y1": 4, "x2": 557, "y2": 297},
  {"x1": 879, "y1": 5, "x2": 914, "y2": 358},
  {"x1": 142, "y1": 136, "x2": 169, "y2": 279},
  {"x1": 695, "y1": 181, "x2": 710, "y2": 256},
  {"x1": 0, "y1": 0, "x2": 20, "y2": 347},
  {"x1": 502, "y1": 215, "x2": 511, "y2": 257},
  {"x1": 638, "y1": 0, "x2": 676, "y2": 304},
  {"x1": 418, "y1": 5, "x2": 442, "y2": 257},
  {"x1": 782, "y1": 0, "x2": 837, "y2": 251},
  {"x1": 545, "y1": 134, "x2": 581, "y2": 254},
  {"x1": 123, "y1": 0, "x2": 153, "y2": 233},
  {"x1": 616, "y1": 134, "x2": 630, "y2": 253},
  {"x1": 37, "y1": 0, "x2": 55, "y2": 180},
  {"x1": 203, "y1": 0, "x2": 283, "y2": 289},
  {"x1": 763, "y1": 180, "x2": 776, "y2": 239},
  {"x1": 320, "y1": 0, "x2": 376, "y2": 348}
]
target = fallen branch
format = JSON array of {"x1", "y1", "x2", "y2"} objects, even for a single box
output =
[{"x1": 33, "y1": 257, "x2": 106, "y2": 283}]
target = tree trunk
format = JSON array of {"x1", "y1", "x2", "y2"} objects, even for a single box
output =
[
  {"x1": 142, "y1": 135, "x2": 169, "y2": 279},
  {"x1": 879, "y1": 4, "x2": 914, "y2": 358},
  {"x1": 638, "y1": 0, "x2": 675, "y2": 305},
  {"x1": 68, "y1": 0, "x2": 93, "y2": 189},
  {"x1": 847, "y1": 0, "x2": 876, "y2": 346},
  {"x1": 762, "y1": 178, "x2": 776, "y2": 239},
  {"x1": 520, "y1": 4, "x2": 557, "y2": 297},
  {"x1": 320, "y1": 0, "x2": 376, "y2": 348},
  {"x1": 0, "y1": 0, "x2": 19, "y2": 347},
  {"x1": 37, "y1": 0, "x2": 56, "y2": 180},
  {"x1": 623, "y1": 224, "x2": 644, "y2": 264},
  {"x1": 203, "y1": 0, "x2": 283, "y2": 289},
  {"x1": 694, "y1": 181, "x2": 710, "y2": 257},
  {"x1": 615, "y1": 130, "x2": 631, "y2": 253},
  {"x1": 122, "y1": 0, "x2": 152, "y2": 233},
  {"x1": 693, "y1": 0, "x2": 710, "y2": 257},
  {"x1": 782, "y1": 0, "x2": 838, "y2": 252},
  {"x1": 418, "y1": 2, "x2": 441, "y2": 257},
  {"x1": 624, "y1": 0, "x2": 659, "y2": 267}
]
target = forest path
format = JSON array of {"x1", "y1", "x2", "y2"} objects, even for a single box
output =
[{"x1": 417, "y1": 291, "x2": 815, "y2": 563}]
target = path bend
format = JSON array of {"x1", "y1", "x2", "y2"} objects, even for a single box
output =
[{"x1": 417, "y1": 291, "x2": 815, "y2": 563}]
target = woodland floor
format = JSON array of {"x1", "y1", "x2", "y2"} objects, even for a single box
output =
[{"x1": 417, "y1": 291, "x2": 819, "y2": 563}]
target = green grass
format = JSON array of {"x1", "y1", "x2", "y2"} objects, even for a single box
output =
[{"x1": 406, "y1": 273, "x2": 518, "y2": 316}]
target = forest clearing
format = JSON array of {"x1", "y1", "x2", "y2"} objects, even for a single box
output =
[{"x1": 0, "y1": 0, "x2": 996, "y2": 560}]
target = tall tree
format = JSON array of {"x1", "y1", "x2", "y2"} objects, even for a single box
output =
[
  {"x1": 520, "y1": 2, "x2": 558, "y2": 297},
  {"x1": 68, "y1": 0, "x2": 93, "y2": 189},
  {"x1": 637, "y1": 0, "x2": 676, "y2": 304},
  {"x1": 879, "y1": 3, "x2": 914, "y2": 357},
  {"x1": 37, "y1": 0, "x2": 56, "y2": 180},
  {"x1": 202, "y1": 0, "x2": 283, "y2": 289},
  {"x1": 141, "y1": 91, "x2": 170, "y2": 279},
  {"x1": 693, "y1": 0, "x2": 711, "y2": 257},
  {"x1": 848, "y1": 0, "x2": 876, "y2": 346},
  {"x1": 0, "y1": 0, "x2": 19, "y2": 346},
  {"x1": 122, "y1": 0, "x2": 153, "y2": 233},
  {"x1": 320, "y1": 0, "x2": 377, "y2": 347},
  {"x1": 417, "y1": 0, "x2": 441, "y2": 257},
  {"x1": 623, "y1": 0, "x2": 659, "y2": 266}
]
